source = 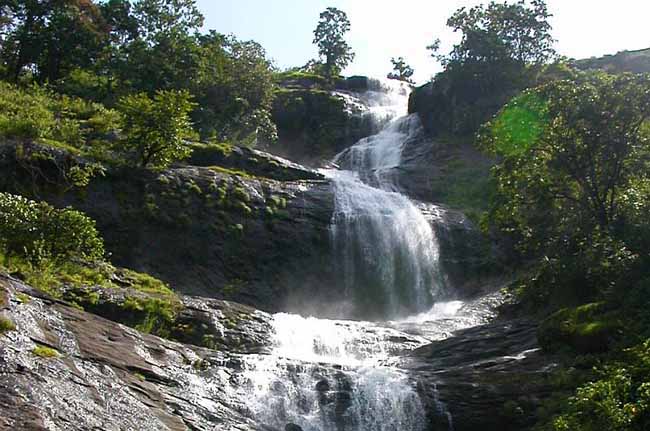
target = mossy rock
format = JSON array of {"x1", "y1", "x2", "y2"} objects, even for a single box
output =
[{"x1": 538, "y1": 302, "x2": 623, "y2": 354}]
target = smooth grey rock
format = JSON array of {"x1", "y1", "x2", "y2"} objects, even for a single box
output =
[{"x1": 407, "y1": 319, "x2": 562, "y2": 431}]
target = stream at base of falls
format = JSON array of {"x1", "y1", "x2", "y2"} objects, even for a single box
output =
[
  {"x1": 233, "y1": 294, "x2": 501, "y2": 431},
  {"x1": 236, "y1": 80, "x2": 489, "y2": 431}
]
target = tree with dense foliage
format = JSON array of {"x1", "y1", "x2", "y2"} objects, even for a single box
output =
[
  {"x1": 116, "y1": 89, "x2": 196, "y2": 168},
  {"x1": 480, "y1": 72, "x2": 650, "y2": 301},
  {"x1": 444, "y1": 0, "x2": 555, "y2": 67},
  {"x1": 0, "y1": 0, "x2": 277, "y2": 148},
  {"x1": 414, "y1": 0, "x2": 556, "y2": 136},
  {"x1": 0, "y1": 0, "x2": 108, "y2": 83},
  {"x1": 387, "y1": 57, "x2": 415, "y2": 84},
  {"x1": 191, "y1": 32, "x2": 277, "y2": 145},
  {"x1": 0, "y1": 192, "x2": 104, "y2": 263},
  {"x1": 132, "y1": 0, "x2": 202, "y2": 41},
  {"x1": 312, "y1": 7, "x2": 355, "y2": 79}
]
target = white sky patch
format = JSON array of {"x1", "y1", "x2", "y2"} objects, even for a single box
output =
[{"x1": 198, "y1": 0, "x2": 650, "y2": 84}]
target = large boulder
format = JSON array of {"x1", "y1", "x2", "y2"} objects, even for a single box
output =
[
  {"x1": 407, "y1": 319, "x2": 562, "y2": 431},
  {"x1": 420, "y1": 205, "x2": 499, "y2": 298},
  {"x1": 271, "y1": 88, "x2": 374, "y2": 166}
]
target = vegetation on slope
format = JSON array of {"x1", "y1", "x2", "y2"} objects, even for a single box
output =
[{"x1": 481, "y1": 71, "x2": 650, "y2": 430}]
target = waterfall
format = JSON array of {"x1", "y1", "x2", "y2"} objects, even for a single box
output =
[
  {"x1": 325, "y1": 83, "x2": 444, "y2": 321},
  {"x1": 242, "y1": 313, "x2": 428, "y2": 431},
  {"x1": 240, "y1": 79, "x2": 453, "y2": 431}
]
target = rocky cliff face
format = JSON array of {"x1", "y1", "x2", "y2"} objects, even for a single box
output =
[
  {"x1": 271, "y1": 78, "x2": 377, "y2": 167},
  {"x1": 0, "y1": 142, "x2": 337, "y2": 313},
  {"x1": 0, "y1": 141, "x2": 494, "y2": 314},
  {"x1": 0, "y1": 274, "x2": 275, "y2": 431}
]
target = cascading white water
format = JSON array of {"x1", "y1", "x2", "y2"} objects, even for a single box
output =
[
  {"x1": 242, "y1": 313, "x2": 428, "y2": 431},
  {"x1": 240, "y1": 79, "x2": 453, "y2": 431},
  {"x1": 325, "y1": 82, "x2": 444, "y2": 320},
  {"x1": 328, "y1": 168, "x2": 441, "y2": 319},
  {"x1": 333, "y1": 113, "x2": 421, "y2": 190}
]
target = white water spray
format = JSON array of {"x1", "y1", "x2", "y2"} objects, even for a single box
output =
[
  {"x1": 242, "y1": 79, "x2": 454, "y2": 431},
  {"x1": 325, "y1": 81, "x2": 444, "y2": 320}
]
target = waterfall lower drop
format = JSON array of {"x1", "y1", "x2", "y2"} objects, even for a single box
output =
[
  {"x1": 242, "y1": 314, "x2": 428, "y2": 431},
  {"x1": 327, "y1": 113, "x2": 442, "y2": 320},
  {"x1": 242, "y1": 80, "x2": 454, "y2": 431}
]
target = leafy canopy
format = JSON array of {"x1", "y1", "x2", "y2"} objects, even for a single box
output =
[
  {"x1": 481, "y1": 72, "x2": 650, "y2": 300},
  {"x1": 0, "y1": 0, "x2": 277, "y2": 148},
  {"x1": 313, "y1": 7, "x2": 355, "y2": 78},
  {"x1": 117, "y1": 89, "x2": 196, "y2": 168},
  {"x1": 387, "y1": 57, "x2": 415, "y2": 84},
  {"x1": 444, "y1": 0, "x2": 555, "y2": 66}
]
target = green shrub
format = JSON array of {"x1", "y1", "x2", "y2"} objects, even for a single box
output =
[
  {"x1": 0, "y1": 82, "x2": 119, "y2": 154},
  {"x1": 0, "y1": 192, "x2": 104, "y2": 263},
  {"x1": 538, "y1": 303, "x2": 623, "y2": 354},
  {"x1": 552, "y1": 342, "x2": 650, "y2": 431},
  {"x1": 0, "y1": 83, "x2": 55, "y2": 140},
  {"x1": 54, "y1": 68, "x2": 111, "y2": 103}
]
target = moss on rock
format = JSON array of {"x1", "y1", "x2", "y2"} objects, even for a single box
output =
[{"x1": 538, "y1": 302, "x2": 623, "y2": 354}]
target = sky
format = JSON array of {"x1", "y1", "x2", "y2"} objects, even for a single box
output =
[{"x1": 196, "y1": 0, "x2": 650, "y2": 85}]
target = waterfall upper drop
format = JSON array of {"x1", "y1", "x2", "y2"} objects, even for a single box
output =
[{"x1": 324, "y1": 81, "x2": 445, "y2": 320}]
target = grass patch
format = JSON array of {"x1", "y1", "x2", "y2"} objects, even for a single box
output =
[
  {"x1": 0, "y1": 316, "x2": 16, "y2": 334},
  {"x1": 207, "y1": 165, "x2": 255, "y2": 179},
  {"x1": 0, "y1": 250, "x2": 174, "y2": 299},
  {"x1": 15, "y1": 292, "x2": 30, "y2": 303},
  {"x1": 122, "y1": 295, "x2": 179, "y2": 338},
  {"x1": 32, "y1": 345, "x2": 58, "y2": 358}
]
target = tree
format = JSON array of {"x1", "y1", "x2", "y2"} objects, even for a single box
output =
[
  {"x1": 116, "y1": 89, "x2": 196, "y2": 168},
  {"x1": 426, "y1": 38, "x2": 441, "y2": 59},
  {"x1": 480, "y1": 72, "x2": 650, "y2": 297},
  {"x1": 190, "y1": 32, "x2": 277, "y2": 146},
  {"x1": 444, "y1": 0, "x2": 555, "y2": 67},
  {"x1": 387, "y1": 57, "x2": 415, "y2": 84},
  {"x1": 415, "y1": 0, "x2": 557, "y2": 136},
  {"x1": 132, "y1": 0, "x2": 203, "y2": 43},
  {"x1": 0, "y1": 0, "x2": 108, "y2": 83},
  {"x1": 312, "y1": 7, "x2": 354, "y2": 78}
]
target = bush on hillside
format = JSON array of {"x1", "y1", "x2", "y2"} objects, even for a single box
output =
[
  {"x1": 0, "y1": 192, "x2": 104, "y2": 263},
  {"x1": 0, "y1": 82, "x2": 121, "y2": 151}
]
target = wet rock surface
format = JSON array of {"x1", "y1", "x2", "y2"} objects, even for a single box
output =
[
  {"x1": 0, "y1": 275, "x2": 272, "y2": 431},
  {"x1": 58, "y1": 284, "x2": 274, "y2": 354},
  {"x1": 407, "y1": 319, "x2": 561, "y2": 431},
  {"x1": 419, "y1": 204, "x2": 497, "y2": 299},
  {"x1": 0, "y1": 271, "x2": 556, "y2": 431}
]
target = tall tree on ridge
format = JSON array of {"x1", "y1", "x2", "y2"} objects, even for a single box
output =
[
  {"x1": 387, "y1": 57, "x2": 415, "y2": 84},
  {"x1": 312, "y1": 7, "x2": 354, "y2": 79}
]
